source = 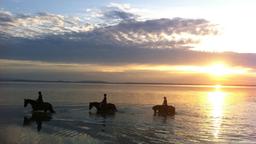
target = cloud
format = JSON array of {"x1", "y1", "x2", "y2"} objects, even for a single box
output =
[
  {"x1": 2, "y1": 32, "x2": 256, "y2": 69},
  {"x1": 103, "y1": 10, "x2": 137, "y2": 22},
  {"x1": 0, "y1": 10, "x2": 220, "y2": 66},
  {"x1": 83, "y1": 3, "x2": 140, "y2": 26},
  {"x1": 102, "y1": 3, "x2": 138, "y2": 23},
  {"x1": 0, "y1": 6, "x2": 220, "y2": 67},
  {"x1": 0, "y1": 10, "x2": 14, "y2": 22},
  {"x1": 0, "y1": 10, "x2": 94, "y2": 38},
  {"x1": 107, "y1": 18, "x2": 217, "y2": 48}
]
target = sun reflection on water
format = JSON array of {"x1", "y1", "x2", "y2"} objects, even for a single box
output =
[{"x1": 207, "y1": 85, "x2": 228, "y2": 139}]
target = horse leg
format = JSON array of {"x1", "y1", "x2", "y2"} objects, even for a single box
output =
[
  {"x1": 50, "y1": 106, "x2": 55, "y2": 113},
  {"x1": 153, "y1": 109, "x2": 156, "y2": 116},
  {"x1": 114, "y1": 105, "x2": 117, "y2": 112},
  {"x1": 157, "y1": 109, "x2": 161, "y2": 116}
]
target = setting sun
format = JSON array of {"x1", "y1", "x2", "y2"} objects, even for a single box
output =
[{"x1": 207, "y1": 63, "x2": 229, "y2": 76}]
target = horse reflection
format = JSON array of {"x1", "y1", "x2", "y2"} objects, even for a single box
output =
[
  {"x1": 23, "y1": 112, "x2": 52, "y2": 131},
  {"x1": 89, "y1": 112, "x2": 112, "y2": 133}
]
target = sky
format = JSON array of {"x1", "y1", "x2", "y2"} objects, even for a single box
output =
[{"x1": 1, "y1": 0, "x2": 256, "y2": 84}]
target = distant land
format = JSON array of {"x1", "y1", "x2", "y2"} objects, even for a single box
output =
[{"x1": 0, "y1": 78, "x2": 256, "y2": 87}]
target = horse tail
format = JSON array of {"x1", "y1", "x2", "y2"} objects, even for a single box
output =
[
  {"x1": 49, "y1": 104, "x2": 56, "y2": 113},
  {"x1": 114, "y1": 105, "x2": 118, "y2": 112}
]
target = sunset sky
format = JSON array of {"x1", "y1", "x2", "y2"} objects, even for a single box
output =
[{"x1": 1, "y1": 0, "x2": 256, "y2": 84}]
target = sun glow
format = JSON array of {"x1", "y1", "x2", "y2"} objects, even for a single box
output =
[
  {"x1": 206, "y1": 63, "x2": 236, "y2": 76},
  {"x1": 135, "y1": 63, "x2": 250, "y2": 77},
  {"x1": 204, "y1": 63, "x2": 226, "y2": 76},
  {"x1": 207, "y1": 85, "x2": 227, "y2": 138},
  {"x1": 172, "y1": 63, "x2": 250, "y2": 77},
  {"x1": 208, "y1": 88, "x2": 226, "y2": 116}
]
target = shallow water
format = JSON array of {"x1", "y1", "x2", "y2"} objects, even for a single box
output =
[{"x1": 0, "y1": 82, "x2": 256, "y2": 143}]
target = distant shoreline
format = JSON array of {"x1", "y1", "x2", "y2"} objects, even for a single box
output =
[{"x1": 1, "y1": 79, "x2": 256, "y2": 87}]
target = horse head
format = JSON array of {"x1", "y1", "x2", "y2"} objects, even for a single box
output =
[
  {"x1": 89, "y1": 102, "x2": 93, "y2": 110},
  {"x1": 89, "y1": 102, "x2": 100, "y2": 110},
  {"x1": 24, "y1": 99, "x2": 28, "y2": 107}
]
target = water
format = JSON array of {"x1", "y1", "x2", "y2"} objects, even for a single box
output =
[{"x1": 0, "y1": 82, "x2": 256, "y2": 143}]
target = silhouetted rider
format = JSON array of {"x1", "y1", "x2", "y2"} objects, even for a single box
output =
[
  {"x1": 162, "y1": 96, "x2": 167, "y2": 106},
  {"x1": 100, "y1": 93, "x2": 107, "y2": 108},
  {"x1": 162, "y1": 96, "x2": 168, "y2": 114},
  {"x1": 36, "y1": 91, "x2": 44, "y2": 104}
]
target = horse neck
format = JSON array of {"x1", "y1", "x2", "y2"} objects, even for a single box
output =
[
  {"x1": 91, "y1": 102, "x2": 100, "y2": 109},
  {"x1": 26, "y1": 99, "x2": 36, "y2": 106},
  {"x1": 27, "y1": 99, "x2": 34, "y2": 103}
]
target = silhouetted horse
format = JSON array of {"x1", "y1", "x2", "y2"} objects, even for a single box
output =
[
  {"x1": 152, "y1": 105, "x2": 175, "y2": 116},
  {"x1": 89, "y1": 102, "x2": 117, "y2": 114},
  {"x1": 24, "y1": 99, "x2": 55, "y2": 113},
  {"x1": 23, "y1": 111, "x2": 52, "y2": 131}
]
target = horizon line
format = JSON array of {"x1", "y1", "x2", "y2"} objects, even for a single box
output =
[{"x1": 1, "y1": 78, "x2": 256, "y2": 87}]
